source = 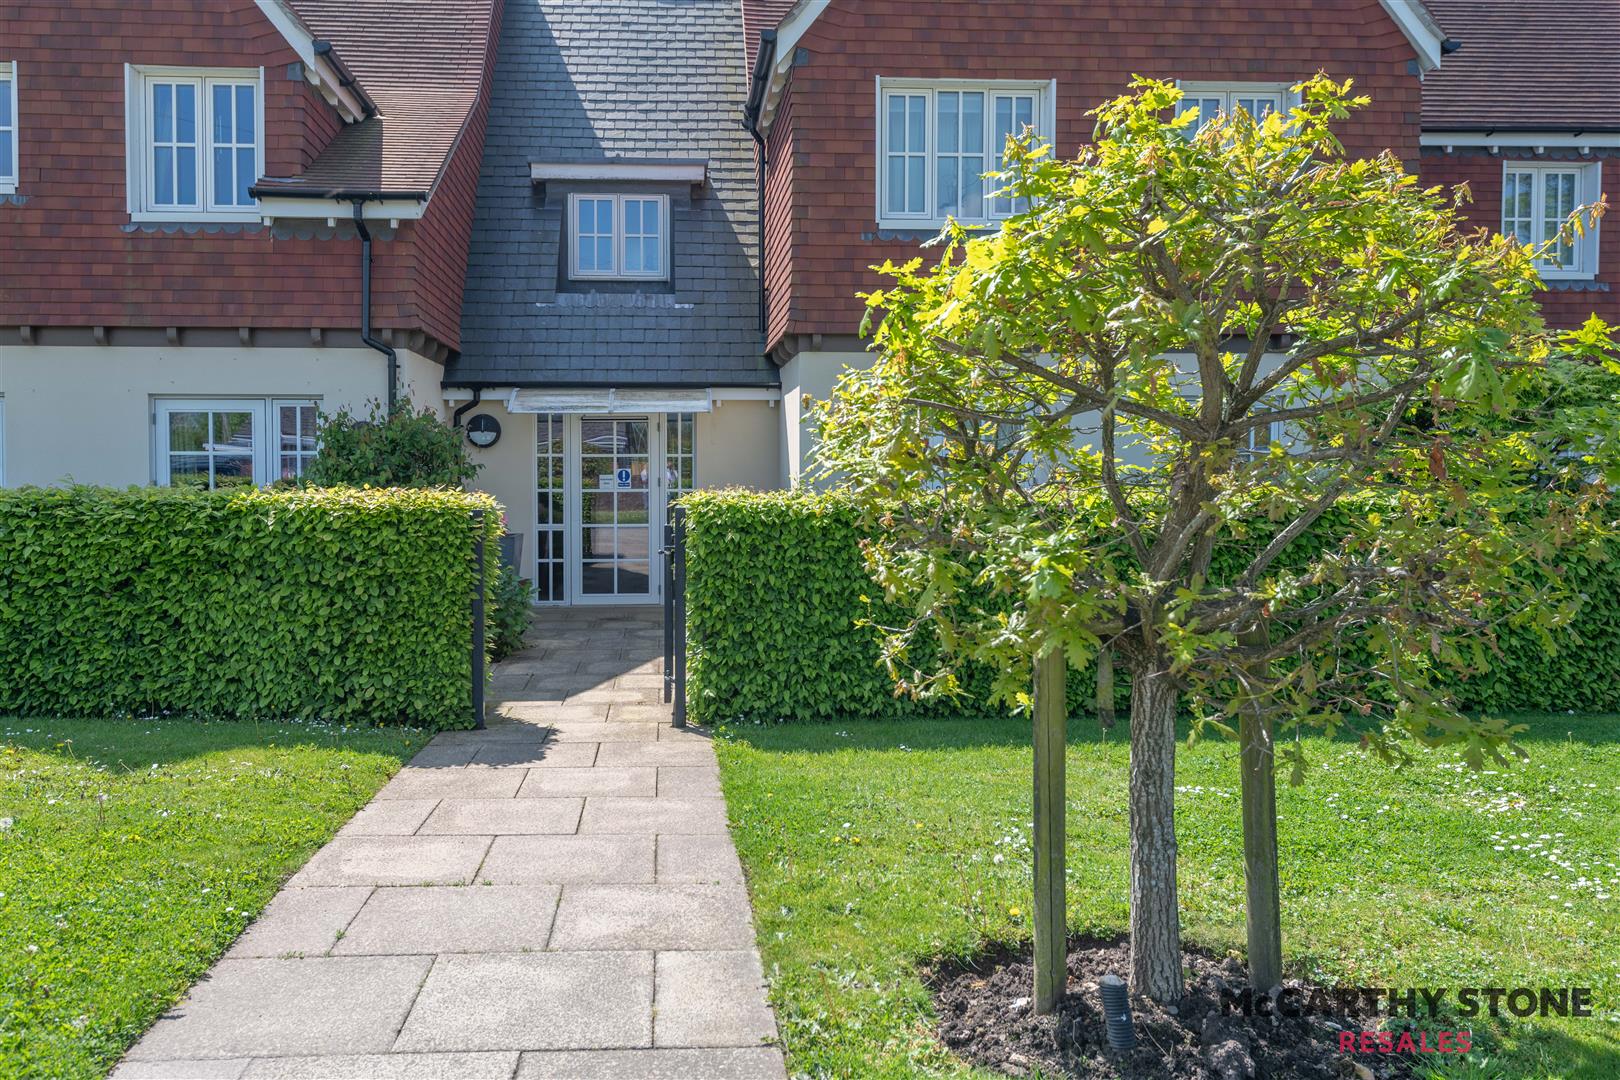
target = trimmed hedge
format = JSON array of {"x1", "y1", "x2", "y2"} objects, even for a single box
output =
[
  {"x1": 682, "y1": 489, "x2": 1620, "y2": 723},
  {"x1": 0, "y1": 486, "x2": 503, "y2": 728}
]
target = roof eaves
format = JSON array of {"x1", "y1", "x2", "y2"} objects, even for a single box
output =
[
  {"x1": 252, "y1": 0, "x2": 374, "y2": 122},
  {"x1": 1377, "y1": 0, "x2": 1452, "y2": 72}
]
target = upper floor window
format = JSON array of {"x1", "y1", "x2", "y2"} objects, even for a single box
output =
[
  {"x1": 568, "y1": 193, "x2": 669, "y2": 281},
  {"x1": 0, "y1": 62, "x2": 17, "y2": 194},
  {"x1": 875, "y1": 78, "x2": 1055, "y2": 230},
  {"x1": 1502, "y1": 162, "x2": 1602, "y2": 280},
  {"x1": 125, "y1": 67, "x2": 262, "y2": 221},
  {"x1": 1175, "y1": 82, "x2": 1290, "y2": 134}
]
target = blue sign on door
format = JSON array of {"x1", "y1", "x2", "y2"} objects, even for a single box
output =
[{"x1": 616, "y1": 467, "x2": 631, "y2": 488}]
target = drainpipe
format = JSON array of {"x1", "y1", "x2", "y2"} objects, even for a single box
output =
[
  {"x1": 351, "y1": 199, "x2": 398, "y2": 413},
  {"x1": 741, "y1": 29, "x2": 777, "y2": 343},
  {"x1": 451, "y1": 387, "x2": 483, "y2": 428}
]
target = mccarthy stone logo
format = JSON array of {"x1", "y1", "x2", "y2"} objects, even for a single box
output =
[{"x1": 1220, "y1": 984, "x2": 1597, "y2": 1020}]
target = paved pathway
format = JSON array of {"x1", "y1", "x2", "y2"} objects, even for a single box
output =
[{"x1": 117, "y1": 608, "x2": 785, "y2": 1080}]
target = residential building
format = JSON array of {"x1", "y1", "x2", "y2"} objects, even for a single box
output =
[
  {"x1": 0, "y1": 0, "x2": 501, "y2": 487},
  {"x1": 446, "y1": 0, "x2": 775, "y2": 605},
  {"x1": 2, "y1": 1, "x2": 1613, "y2": 607}
]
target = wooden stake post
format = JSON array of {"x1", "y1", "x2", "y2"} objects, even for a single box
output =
[{"x1": 1032, "y1": 649, "x2": 1068, "y2": 1013}]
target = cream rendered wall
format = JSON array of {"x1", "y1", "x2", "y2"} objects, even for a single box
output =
[
  {"x1": 779, "y1": 350, "x2": 875, "y2": 487},
  {"x1": 696, "y1": 399, "x2": 782, "y2": 491},
  {"x1": 460, "y1": 400, "x2": 539, "y2": 584},
  {"x1": 0, "y1": 344, "x2": 431, "y2": 488}
]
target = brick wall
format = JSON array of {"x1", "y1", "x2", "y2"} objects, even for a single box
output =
[
  {"x1": 761, "y1": 0, "x2": 1424, "y2": 351},
  {"x1": 1419, "y1": 150, "x2": 1618, "y2": 330}
]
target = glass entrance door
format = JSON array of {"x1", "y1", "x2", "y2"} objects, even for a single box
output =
[{"x1": 577, "y1": 416, "x2": 656, "y2": 601}]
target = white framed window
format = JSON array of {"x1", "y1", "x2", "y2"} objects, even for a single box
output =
[
  {"x1": 1176, "y1": 82, "x2": 1292, "y2": 134},
  {"x1": 567, "y1": 193, "x2": 669, "y2": 281},
  {"x1": 154, "y1": 397, "x2": 318, "y2": 489},
  {"x1": 0, "y1": 62, "x2": 16, "y2": 194},
  {"x1": 875, "y1": 78, "x2": 1055, "y2": 229},
  {"x1": 125, "y1": 66, "x2": 263, "y2": 222},
  {"x1": 1502, "y1": 162, "x2": 1602, "y2": 280}
]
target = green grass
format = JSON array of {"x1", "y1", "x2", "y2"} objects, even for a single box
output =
[
  {"x1": 0, "y1": 717, "x2": 420, "y2": 1079},
  {"x1": 715, "y1": 713, "x2": 1620, "y2": 1079}
]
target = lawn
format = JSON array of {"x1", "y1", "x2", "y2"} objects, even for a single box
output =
[
  {"x1": 0, "y1": 717, "x2": 419, "y2": 1080},
  {"x1": 715, "y1": 712, "x2": 1620, "y2": 1080}
]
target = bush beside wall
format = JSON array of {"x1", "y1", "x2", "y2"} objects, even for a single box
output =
[
  {"x1": 682, "y1": 489, "x2": 1620, "y2": 723},
  {"x1": 0, "y1": 486, "x2": 503, "y2": 728}
]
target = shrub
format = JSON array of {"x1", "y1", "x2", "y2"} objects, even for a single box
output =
[
  {"x1": 491, "y1": 565, "x2": 534, "y2": 661},
  {"x1": 305, "y1": 402, "x2": 480, "y2": 488},
  {"x1": 682, "y1": 489, "x2": 1620, "y2": 723},
  {"x1": 0, "y1": 486, "x2": 503, "y2": 728}
]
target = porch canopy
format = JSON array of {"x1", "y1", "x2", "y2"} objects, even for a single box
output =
[{"x1": 506, "y1": 388, "x2": 713, "y2": 414}]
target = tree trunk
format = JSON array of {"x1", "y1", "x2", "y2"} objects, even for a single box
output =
[
  {"x1": 1239, "y1": 702, "x2": 1283, "y2": 991},
  {"x1": 1128, "y1": 669, "x2": 1184, "y2": 1002},
  {"x1": 1032, "y1": 650, "x2": 1068, "y2": 1014}
]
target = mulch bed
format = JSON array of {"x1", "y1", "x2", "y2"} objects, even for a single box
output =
[{"x1": 927, "y1": 935, "x2": 1417, "y2": 1079}]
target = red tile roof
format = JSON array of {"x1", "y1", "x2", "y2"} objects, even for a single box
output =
[
  {"x1": 1422, "y1": 0, "x2": 1620, "y2": 131},
  {"x1": 742, "y1": 0, "x2": 800, "y2": 71},
  {"x1": 254, "y1": 0, "x2": 498, "y2": 196}
]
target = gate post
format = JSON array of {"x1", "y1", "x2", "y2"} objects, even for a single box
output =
[
  {"x1": 671, "y1": 504, "x2": 687, "y2": 729},
  {"x1": 470, "y1": 508, "x2": 487, "y2": 731}
]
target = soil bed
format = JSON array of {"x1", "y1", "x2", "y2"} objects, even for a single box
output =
[{"x1": 928, "y1": 935, "x2": 1417, "y2": 1079}]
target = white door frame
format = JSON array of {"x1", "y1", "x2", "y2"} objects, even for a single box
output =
[{"x1": 565, "y1": 413, "x2": 666, "y2": 606}]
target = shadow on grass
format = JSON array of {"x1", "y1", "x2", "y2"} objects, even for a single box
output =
[
  {"x1": 717, "y1": 710, "x2": 1620, "y2": 756},
  {"x1": 0, "y1": 715, "x2": 423, "y2": 771}
]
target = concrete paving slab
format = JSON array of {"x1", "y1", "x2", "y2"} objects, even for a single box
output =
[
  {"x1": 655, "y1": 835, "x2": 744, "y2": 885},
  {"x1": 607, "y1": 704, "x2": 675, "y2": 722},
  {"x1": 126, "y1": 956, "x2": 432, "y2": 1060},
  {"x1": 591, "y1": 742, "x2": 714, "y2": 768},
  {"x1": 333, "y1": 886, "x2": 559, "y2": 955},
  {"x1": 549, "y1": 885, "x2": 755, "y2": 951},
  {"x1": 393, "y1": 952, "x2": 653, "y2": 1052},
  {"x1": 407, "y1": 744, "x2": 478, "y2": 768},
  {"x1": 470, "y1": 741, "x2": 597, "y2": 768},
  {"x1": 579, "y1": 797, "x2": 729, "y2": 835},
  {"x1": 515, "y1": 1048, "x2": 786, "y2": 1079},
  {"x1": 656, "y1": 766, "x2": 721, "y2": 798},
  {"x1": 479, "y1": 835, "x2": 655, "y2": 885},
  {"x1": 418, "y1": 798, "x2": 583, "y2": 836},
  {"x1": 654, "y1": 951, "x2": 778, "y2": 1049},
  {"x1": 544, "y1": 722, "x2": 659, "y2": 743},
  {"x1": 337, "y1": 799, "x2": 439, "y2": 837},
  {"x1": 112, "y1": 1059, "x2": 250, "y2": 1079},
  {"x1": 225, "y1": 887, "x2": 372, "y2": 959},
  {"x1": 241, "y1": 1053, "x2": 519, "y2": 1079},
  {"x1": 288, "y1": 836, "x2": 491, "y2": 887},
  {"x1": 376, "y1": 769, "x2": 524, "y2": 801},
  {"x1": 517, "y1": 767, "x2": 656, "y2": 798},
  {"x1": 565, "y1": 689, "x2": 663, "y2": 706},
  {"x1": 498, "y1": 703, "x2": 610, "y2": 722},
  {"x1": 656, "y1": 726, "x2": 711, "y2": 744}
]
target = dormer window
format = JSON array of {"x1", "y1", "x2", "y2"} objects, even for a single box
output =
[
  {"x1": 125, "y1": 66, "x2": 262, "y2": 222},
  {"x1": 567, "y1": 193, "x2": 669, "y2": 281}
]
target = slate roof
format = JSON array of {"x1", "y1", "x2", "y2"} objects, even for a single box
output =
[
  {"x1": 448, "y1": 0, "x2": 773, "y2": 387},
  {"x1": 253, "y1": 0, "x2": 499, "y2": 196},
  {"x1": 1422, "y1": 0, "x2": 1620, "y2": 132}
]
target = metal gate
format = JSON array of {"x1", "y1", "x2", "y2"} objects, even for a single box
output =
[{"x1": 661, "y1": 503, "x2": 687, "y2": 728}]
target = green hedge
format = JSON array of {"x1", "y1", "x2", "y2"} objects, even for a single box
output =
[
  {"x1": 682, "y1": 489, "x2": 1620, "y2": 723},
  {"x1": 0, "y1": 486, "x2": 503, "y2": 728}
]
